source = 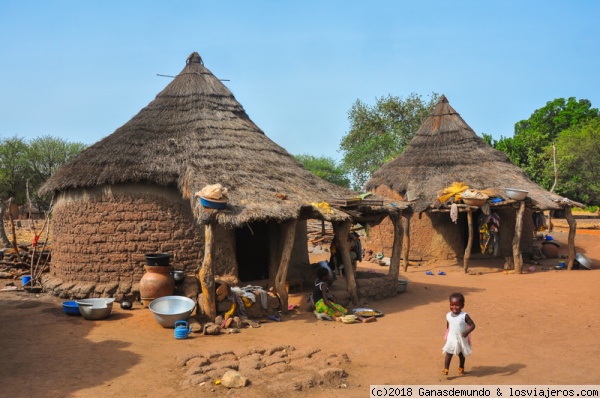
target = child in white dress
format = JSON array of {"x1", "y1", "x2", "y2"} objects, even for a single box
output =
[{"x1": 442, "y1": 292, "x2": 475, "y2": 376}]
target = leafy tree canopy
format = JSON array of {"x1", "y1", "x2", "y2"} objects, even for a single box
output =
[
  {"x1": 339, "y1": 92, "x2": 439, "y2": 189},
  {"x1": 0, "y1": 135, "x2": 85, "y2": 210},
  {"x1": 0, "y1": 137, "x2": 29, "y2": 202},
  {"x1": 295, "y1": 154, "x2": 350, "y2": 188},
  {"x1": 494, "y1": 97, "x2": 599, "y2": 187},
  {"x1": 547, "y1": 118, "x2": 600, "y2": 205}
]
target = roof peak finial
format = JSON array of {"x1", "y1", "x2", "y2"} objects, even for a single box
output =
[{"x1": 186, "y1": 52, "x2": 204, "y2": 65}]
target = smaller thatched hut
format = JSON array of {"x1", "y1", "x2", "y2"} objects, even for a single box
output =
[{"x1": 366, "y1": 95, "x2": 582, "y2": 272}]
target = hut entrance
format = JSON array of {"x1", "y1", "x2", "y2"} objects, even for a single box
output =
[
  {"x1": 462, "y1": 209, "x2": 501, "y2": 256},
  {"x1": 236, "y1": 222, "x2": 270, "y2": 282}
]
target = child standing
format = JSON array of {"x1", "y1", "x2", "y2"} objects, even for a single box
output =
[{"x1": 442, "y1": 292, "x2": 475, "y2": 375}]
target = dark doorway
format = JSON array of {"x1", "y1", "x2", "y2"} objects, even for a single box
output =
[{"x1": 236, "y1": 222, "x2": 270, "y2": 282}]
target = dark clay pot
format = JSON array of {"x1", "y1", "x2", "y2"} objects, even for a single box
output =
[{"x1": 144, "y1": 253, "x2": 171, "y2": 266}]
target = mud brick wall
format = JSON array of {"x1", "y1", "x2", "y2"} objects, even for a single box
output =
[
  {"x1": 44, "y1": 184, "x2": 204, "y2": 300},
  {"x1": 329, "y1": 271, "x2": 399, "y2": 307},
  {"x1": 365, "y1": 209, "x2": 535, "y2": 264},
  {"x1": 365, "y1": 213, "x2": 463, "y2": 262}
]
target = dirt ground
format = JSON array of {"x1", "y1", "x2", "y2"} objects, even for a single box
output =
[{"x1": 1, "y1": 227, "x2": 599, "y2": 398}]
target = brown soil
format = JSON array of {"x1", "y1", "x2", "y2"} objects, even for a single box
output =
[{"x1": 1, "y1": 229, "x2": 599, "y2": 397}]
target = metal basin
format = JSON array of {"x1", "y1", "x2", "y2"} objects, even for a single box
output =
[
  {"x1": 76, "y1": 298, "x2": 115, "y2": 320},
  {"x1": 148, "y1": 296, "x2": 195, "y2": 328},
  {"x1": 576, "y1": 253, "x2": 592, "y2": 269},
  {"x1": 505, "y1": 188, "x2": 528, "y2": 201}
]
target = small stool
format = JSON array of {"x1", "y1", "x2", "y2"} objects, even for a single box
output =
[{"x1": 286, "y1": 279, "x2": 304, "y2": 293}]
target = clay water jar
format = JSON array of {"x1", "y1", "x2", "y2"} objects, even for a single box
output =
[{"x1": 140, "y1": 265, "x2": 175, "y2": 306}]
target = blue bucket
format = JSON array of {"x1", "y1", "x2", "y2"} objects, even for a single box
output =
[{"x1": 21, "y1": 275, "x2": 32, "y2": 286}]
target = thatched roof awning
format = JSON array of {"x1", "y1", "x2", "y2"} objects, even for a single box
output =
[
  {"x1": 366, "y1": 95, "x2": 565, "y2": 212},
  {"x1": 41, "y1": 52, "x2": 406, "y2": 226}
]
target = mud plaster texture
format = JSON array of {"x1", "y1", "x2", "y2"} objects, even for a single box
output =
[
  {"x1": 44, "y1": 184, "x2": 204, "y2": 300},
  {"x1": 365, "y1": 208, "x2": 535, "y2": 263}
]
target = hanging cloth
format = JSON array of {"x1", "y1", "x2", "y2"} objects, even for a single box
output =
[
  {"x1": 450, "y1": 203, "x2": 459, "y2": 224},
  {"x1": 479, "y1": 212, "x2": 500, "y2": 254}
]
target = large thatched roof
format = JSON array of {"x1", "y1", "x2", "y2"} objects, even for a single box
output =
[
  {"x1": 366, "y1": 95, "x2": 564, "y2": 212},
  {"x1": 41, "y1": 52, "x2": 401, "y2": 226}
]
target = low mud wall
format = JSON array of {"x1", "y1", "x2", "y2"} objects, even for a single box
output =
[{"x1": 45, "y1": 184, "x2": 203, "y2": 300}]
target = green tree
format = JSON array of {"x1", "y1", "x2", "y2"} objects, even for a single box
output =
[
  {"x1": 549, "y1": 118, "x2": 600, "y2": 205},
  {"x1": 0, "y1": 135, "x2": 85, "y2": 210},
  {"x1": 0, "y1": 136, "x2": 29, "y2": 203},
  {"x1": 27, "y1": 135, "x2": 86, "y2": 210},
  {"x1": 339, "y1": 92, "x2": 439, "y2": 189},
  {"x1": 295, "y1": 154, "x2": 350, "y2": 188},
  {"x1": 495, "y1": 97, "x2": 599, "y2": 187},
  {"x1": 481, "y1": 133, "x2": 495, "y2": 147}
]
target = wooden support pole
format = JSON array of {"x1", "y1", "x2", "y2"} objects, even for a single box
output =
[
  {"x1": 512, "y1": 201, "x2": 525, "y2": 273},
  {"x1": 199, "y1": 223, "x2": 216, "y2": 320},
  {"x1": 274, "y1": 220, "x2": 297, "y2": 314},
  {"x1": 389, "y1": 211, "x2": 404, "y2": 279},
  {"x1": 7, "y1": 198, "x2": 21, "y2": 262},
  {"x1": 333, "y1": 220, "x2": 358, "y2": 304},
  {"x1": 267, "y1": 221, "x2": 279, "y2": 289},
  {"x1": 464, "y1": 207, "x2": 473, "y2": 273},
  {"x1": 565, "y1": 207, "x2": 577, "y2": 270},
  {"x1": 402, "y1": 214, "x2": 411, "y2": 272},
  {"x1": 0, "y1": 201, "x2": 12, "y2": 248}
]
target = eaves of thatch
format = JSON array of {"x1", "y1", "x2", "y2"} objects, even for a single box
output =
[
  {"x1": 366, "y1": 95, "x2": 567, "y2": 213},
  {"x1": 41, "y1": 52, "x2": 406, "y2": 226}
]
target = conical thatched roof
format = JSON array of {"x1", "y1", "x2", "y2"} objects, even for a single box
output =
[
  {"x1": 42, "y1": 52, "x2": 396, "y2": 226},
  {"x1": 366, "y1": 95, "x2": 564, "y2": 212}
]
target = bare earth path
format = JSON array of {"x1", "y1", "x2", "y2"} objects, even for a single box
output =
[{"x1": 1, "y1": 229, "x2": 599, "y2": 397}]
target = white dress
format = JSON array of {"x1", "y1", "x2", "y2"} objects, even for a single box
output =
[{"x1": 442, "y1": 311, "x2": 472, "y2": 356}]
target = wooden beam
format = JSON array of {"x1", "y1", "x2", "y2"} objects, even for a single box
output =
[
  {"x1": 388, "y1": 211, "x2": 404, "y2": 279},
  {"x1": 402, "y1": 214, "x2": 411, "y2": 272},
  {"x1": 199, "y1": 223, "x2": 216, "y2": 320},
  {"x1": 333, "y1": 221, "x2": 358, "y2": 304},
  {"x1": 464, "y1": 207, "x2": 473, "y2": 273},
  {"x1": 565, "y1": 207, "x2": 577, "y2": 270},
  {"x1": 274, "y1": 220, "x2": 297, "y2": 314},
  {"x1": 512, "y1": 201, "x2": 525, "y2": 273},
  {"x1": 267, "y1": 221, "x2": 279, "y2": 289}
]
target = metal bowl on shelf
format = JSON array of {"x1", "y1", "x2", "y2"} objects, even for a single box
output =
[{"x1": 505, "y1": 188, "x2": 528, "y2": 201}]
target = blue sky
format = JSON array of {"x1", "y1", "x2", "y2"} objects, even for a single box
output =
[{"x1": 1, "y1": 1, "x2": 599, "y2": 161}]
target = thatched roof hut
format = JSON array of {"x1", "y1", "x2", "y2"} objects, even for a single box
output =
[
  {"x1": 41, "y1": 52, "x2": 362, "y2": 226},
  {"x1": 41, "y1": 52, "x2": 408, "y2": 314},
  {"x1": 366, "y1": 95, "x2": 581, "y2": 272}
]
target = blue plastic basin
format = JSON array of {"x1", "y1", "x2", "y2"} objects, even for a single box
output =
[
  {"x1": 62, "y1": 301, "x2": 81, "y2": 316},
  {"x1": 200, "y1": 197, "x2": 227, "y2": 209}
]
